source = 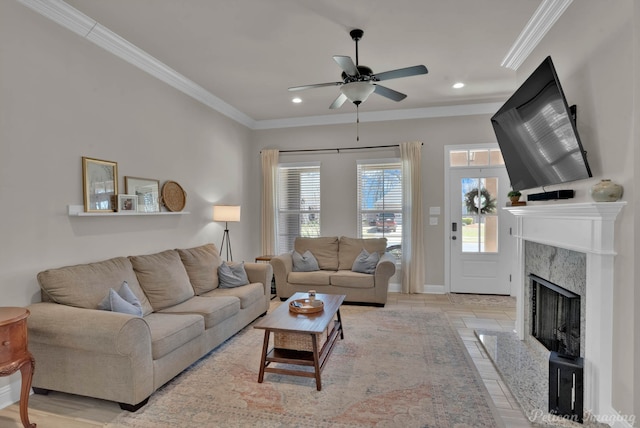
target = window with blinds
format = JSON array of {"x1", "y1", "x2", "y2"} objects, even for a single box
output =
[
  {"x1": 277, "y1": 163, "x2": 321, "y2": 254},
  {"x1": 356, "y1": 160, "x2": 402, "y2": 260}
]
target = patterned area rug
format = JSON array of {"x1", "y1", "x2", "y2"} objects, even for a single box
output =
[{"x1": 107, "y1": 306, "x2": 503, "y2": 428}]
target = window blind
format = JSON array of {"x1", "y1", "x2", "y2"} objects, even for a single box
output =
[
  {"x1": 356, "y1": 161, "x2": 402, "y2": 259},
  {"x1": 277, "y1": 164, "x2": 321, "y2": 254}
]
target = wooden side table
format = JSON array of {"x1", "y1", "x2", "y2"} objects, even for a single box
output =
[
  {"x1": 0, "y1": 307, "x2": 36, "y2": 428},
  {"x1": 255, "y1": 255, "x2": 277, "y2": 298}
]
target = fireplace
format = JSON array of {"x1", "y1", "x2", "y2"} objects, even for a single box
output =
[
  {"x1": 530, "y1": 274, "x2": 581, "y2": 359},
  {"x1": 505, "y1": 201, "x2": 625, "y2": 423},
  {"x1": 529, "y1": 273, "x2": 584, "y2": 422}
]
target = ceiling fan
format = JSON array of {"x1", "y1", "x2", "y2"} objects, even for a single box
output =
[{"x1": 288, "y1": 28, "x2": 428, "y2": 109}]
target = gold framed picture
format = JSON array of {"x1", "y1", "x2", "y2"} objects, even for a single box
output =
[{"x1": 82, "y1": 157, "x2": 118, "y2": 212}]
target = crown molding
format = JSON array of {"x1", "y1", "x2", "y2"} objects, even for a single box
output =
[
  {"x1": 252, "y1": 102, "x2": 503, "y2": 130},
  {"x1": 17, "y1": 0, "x2": 256, "y2": 128},
  {"x1": 16, "y1": 1, "x2": 512, "y2": 130},
  {"x1": 501, "y1": 0, "x2": 573, "y2": 70}
]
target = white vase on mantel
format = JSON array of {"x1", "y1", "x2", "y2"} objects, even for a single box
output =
[{"x1": 590, "y1": 179, "x2": 623, "y2": 202}]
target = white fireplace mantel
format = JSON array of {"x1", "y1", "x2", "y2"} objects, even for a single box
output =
[{"x1": 505, "y1": 201, "x2": 626, "y2": 424}]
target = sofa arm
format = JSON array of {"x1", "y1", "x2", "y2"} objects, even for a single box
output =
[
  {"x1": 27, "y1": 302, "x2": 155, "y2": 405},
  {"x1": 244, "y1": 262, "x2": 273, "y2": 296},
  {"x1": 27, "y1": 302, "x2": 151, "y2": 356},
  {"x1": 373, "y1": 253, "x2": 397, "y2": 304},
  {"x1": 270, "y1": 253, "x2": 293, "y2": 298},
  {"x1": 375, "y1": 252, "x2": 397, "y2": 280}
]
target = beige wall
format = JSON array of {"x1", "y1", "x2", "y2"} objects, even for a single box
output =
[
  {"x1": 518, "y1": 0, "x2": 637, "y2": 418},
  {"x1": 250, "y1": 114, "x2": 498, "y2": 288},
  {"x1": 0, "y1": 1, "x2": 254, "y2": 392}
]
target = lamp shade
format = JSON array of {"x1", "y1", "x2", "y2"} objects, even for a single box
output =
[
  {"x1": 213, "y1": 205, "x2": 241, "y2": 222},
  {"x1": 340, "y1": 82, "x2": 375, "y2": 105}
]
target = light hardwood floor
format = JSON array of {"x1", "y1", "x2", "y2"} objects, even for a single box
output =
[{"x1": 0, "y1": 293, "x2": 533, "y2": 427}]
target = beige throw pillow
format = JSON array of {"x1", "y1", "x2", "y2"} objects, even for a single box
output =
[
  {"x1": 294, "y1": 236, "x2": 339, "y2": 271},
  {"x1": 129, "y1": 250, "x2": 194, "y2": 311},
  {"x1": 177, "y1": 244, "x2": 222, "y2": 295},
  {"x1": 338, "y1": 237, "x2": 387, "y2": 270},
  {"x1": 37, "y1": 256, "x2": 154, "y2": 316}
]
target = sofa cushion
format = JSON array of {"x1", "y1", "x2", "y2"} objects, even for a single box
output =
[
  {"x1": 351, "y1": 249, "x2": 380, "y2": 274},
  {"x1": 158, "y1": 296, "x2": 240, "y2": 329},
  {"x1": 295, "y1": 236, "x2": 339, "y2": 271},
  {"x1": 203, "y1": 283, "x2": 264, "y2": 309},
  {"x1": 143, "y1": 312, "x2": 204, "y2": 360},
  {"x1": 338, "y1": 237, "x2": 387, "y2": 270},
  {"x1": 288, "y1": 270, "x2": 334, "y2": 286},
  {"x1": 292, "y1": 250, "x2": 320, "y2": 272},
  {"x1": 218, "y1": 262, "x2": 249, "y2": 288},
  {"x1": 37, "y1": 256, "x2": 154, "y2": 316},
  {"x1": 130, "y1": 250, "x2": 194, "y2": 311},
  {"x1": 177, "y1": 244, "x2": 222, "y2": 295},
  {"x1": 97, "y1": 282, "x2": 143, "y2": 316},
  {"x1": 330, "y1": 270, "x2": 375, "y2": 289}
]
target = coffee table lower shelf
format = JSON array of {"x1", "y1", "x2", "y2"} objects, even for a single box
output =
[{"x1": 258, "y1": 319, "x2": 342, "y2": 391}]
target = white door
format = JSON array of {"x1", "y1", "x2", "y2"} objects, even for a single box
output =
[{"x1": 449, "y1": 167, "x2": 512, "y2": 294}]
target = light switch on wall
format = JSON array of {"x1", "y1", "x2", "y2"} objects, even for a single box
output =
[{"x1": 429, "y1": 216, "x2": 438, "y2": 225}]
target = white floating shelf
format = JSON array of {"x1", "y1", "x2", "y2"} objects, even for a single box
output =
[{"x1": 68, "y1": 205, "x2": 189, "y2": 217}]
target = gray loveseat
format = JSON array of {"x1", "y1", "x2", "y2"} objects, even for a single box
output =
[
  {"x1": 270, "y1": 236, "x2": 396, "y2": 306},
  {"x1": 26, "y1": 244, "x2": 271, "y2": 411}
]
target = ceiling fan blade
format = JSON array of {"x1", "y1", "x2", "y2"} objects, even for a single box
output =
[
  {"x1": 333, "y1": 55, "x2": 359, "y2": 76},
  {"x1": 329, "y1": 93, "x2": 348, "y2": 109},
  {"x1": 373, "y1": 65, "x2": 428, "y2": 81},
  {"x1": 374, "y1": 85, "x2": 407, "y2": 102},
  {"x1": 288, "y1": 82, "x2": 342, "y2": 92}
]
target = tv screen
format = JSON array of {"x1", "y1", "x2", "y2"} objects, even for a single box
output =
[{"x1": 491, "y1": 56, "x2": 592, "y2": 192}]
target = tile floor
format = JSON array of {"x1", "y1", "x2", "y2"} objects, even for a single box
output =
[
  {"x1": 385, "y1": 292, "x2": 535, "y2": 428},
  {"x1": 0, "y1": 292, "x2": 534, "y2": 427}
]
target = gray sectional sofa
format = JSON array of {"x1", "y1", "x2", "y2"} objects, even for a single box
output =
[
  {"x1": 26, "y1": 244, "x2": 272, "y2": 411},
  {"x1": 270, "y1": 236, "x2": 396, "y2": 306}
]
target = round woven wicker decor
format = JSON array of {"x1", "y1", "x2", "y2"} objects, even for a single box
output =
[{"x1": 161, "y1": 181, "x2": 186, "y2": 212}]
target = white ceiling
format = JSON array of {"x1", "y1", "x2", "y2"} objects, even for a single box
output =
[{"x1": 32, "y1": 0, "x2": 558, "y2": 127}]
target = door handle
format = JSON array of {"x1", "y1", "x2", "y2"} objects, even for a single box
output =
[{"x1": 452, "y1": 222, "x2": 457, "y2": 232}]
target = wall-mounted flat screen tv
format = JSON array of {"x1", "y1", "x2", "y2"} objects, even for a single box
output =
[{"x1": 491, "y1": 56, "x2": 592, "y2": 192}]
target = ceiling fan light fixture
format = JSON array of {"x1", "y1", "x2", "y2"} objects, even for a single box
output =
[{"x1": 340, "y1": 82, "x2": 375, "y2": 105}]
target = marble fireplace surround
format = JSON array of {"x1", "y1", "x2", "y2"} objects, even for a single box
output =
[{"x1": 505, "y1": 202, "x2": 626, "y2": 421}]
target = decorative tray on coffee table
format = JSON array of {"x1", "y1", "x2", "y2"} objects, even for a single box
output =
[{"x1": 289, "y1": 298, "x2": 324, "y2": 314}]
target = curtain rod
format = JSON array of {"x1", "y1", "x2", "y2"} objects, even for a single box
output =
[{"x1": 262, "y1": 142, "x2": 422, "y2": 154}]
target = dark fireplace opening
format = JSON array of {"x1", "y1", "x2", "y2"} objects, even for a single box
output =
[{"x1": 530, "y1": 274, "x2": 581, "y2": 359}]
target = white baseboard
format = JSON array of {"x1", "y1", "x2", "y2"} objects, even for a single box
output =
[
  {"x1": 388, "y1": 283, "x2": 445, "y2": 294},
  {"x1": 0, "y1": 378, "x2": 22, "y2": 410}
]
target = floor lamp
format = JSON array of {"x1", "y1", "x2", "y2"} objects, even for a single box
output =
[{"x1": 213, "y1": 205, "x2": 241, "y2": 262}]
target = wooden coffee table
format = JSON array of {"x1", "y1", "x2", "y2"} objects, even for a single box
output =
[{"x1": 254, "y1": 292, "x2": 345, "y2": 391}]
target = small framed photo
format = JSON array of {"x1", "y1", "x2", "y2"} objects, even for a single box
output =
[
  {"x1": 82, "y1": 157, "x2": 118, "y2": 212},
  {"x1": 125, "y1": 176, "x2": 160, "y2": 213},
  {"x1": 117, "y1": 194, "x2": 138, "y2": 212}
]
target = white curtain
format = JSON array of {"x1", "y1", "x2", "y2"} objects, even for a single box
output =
[
  {"x1": 400, "y1": 141, "x2": 425, "y2": 293},
  {"x1": 260, "y1": 149, "x2": 279, "y2": 256}
]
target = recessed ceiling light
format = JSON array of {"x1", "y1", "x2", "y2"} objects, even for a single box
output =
[
  {"x1": 452, "y1": 82, "x2": 465, "y2": 89},
  {"x1": 292, "y1": 97, "x2": 302, "y2": 103}
]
